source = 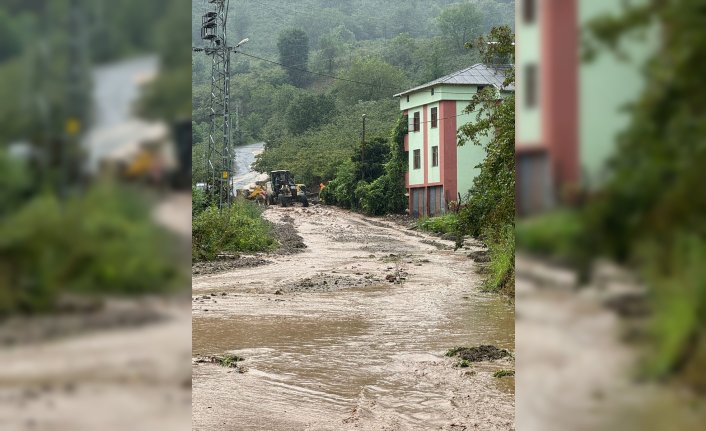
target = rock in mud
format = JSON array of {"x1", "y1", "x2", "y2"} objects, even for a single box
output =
[
  {"x1": 446, "y1": 345, "x2": 510, "y2": 362},
  {"x1": 272, "y1": 222, "x2": 306, "y2": 254},
  {"x1": 467, "y1": 250, "x2": 490, "y2": 263},
  {"x1": 193, "y1": 256, "x2": 271, "y2": 275}
]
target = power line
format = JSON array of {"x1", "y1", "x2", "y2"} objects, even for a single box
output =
[
  {"x1": 237, "y1": 50, "x2": 402, "y2": 90},
  {"x1": 236, "y1": 49, "x2": 499, "y2": 97}
]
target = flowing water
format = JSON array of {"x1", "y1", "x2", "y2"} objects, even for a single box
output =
[
  {"x1": 232, "y1": 142, "x2": 266, "y2": 191},
  {"x1": 192, "y1": 206, "x2": 515, "y2": 430}
]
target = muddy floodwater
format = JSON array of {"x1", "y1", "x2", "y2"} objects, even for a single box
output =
[{"x1": 192, "y1": 206, "x2": 515, "y2": 430}]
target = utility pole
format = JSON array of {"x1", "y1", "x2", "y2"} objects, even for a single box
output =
[
  {"x1": 361, "y1": 113, "x2": 366, "y2": 181},
  {"x1": 63, "y1": 0, "x2": 90, "y2": 198},
  {"x1": 193, "y1": 0, "x2": 248, "y2": 208}
]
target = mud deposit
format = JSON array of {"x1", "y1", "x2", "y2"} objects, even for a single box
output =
[{"x1": 193, "y1": 206, "x2": 515, "y2": 430}]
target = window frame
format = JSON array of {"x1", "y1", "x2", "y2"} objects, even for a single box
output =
[
  {"x1": 430, "y1": 107, "x2": 438, "y2": 128},
  {"x1": 413, "y1": 149, "x2": 421, "y2": 170},
  {"x1": 523, "y1": 0, "x2": 536, "y2": 24},
  {"x1": 525, "y1": 63, "x2": 538, "y2": 109},
  {"x1": 413, "y1": 111, "x2": 420, "y2": 132},
  {"x1": 431, "y1": 146, "x2": 439, "y2": 167}
]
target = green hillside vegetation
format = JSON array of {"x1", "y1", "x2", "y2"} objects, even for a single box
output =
[{"x1": 191, "y1": 0, "x2": 514, "y2": 189}]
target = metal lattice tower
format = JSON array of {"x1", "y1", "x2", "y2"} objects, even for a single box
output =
[{"x1": 197, "y1": 0, "x2": 233, "y2": 208}]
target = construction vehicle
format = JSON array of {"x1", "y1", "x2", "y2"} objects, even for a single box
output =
[{"x1": 265, "y1": 170, "x2": 308, "y2": 207}]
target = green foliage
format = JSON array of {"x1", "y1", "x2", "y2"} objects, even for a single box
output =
[
  {"x1": 437, "y1": 3, "x2": 484, "y2": 51},
  {"x1": 515, "y1": 209, "x2": 586, "y2": 265},
  {"x1": 455, "y1": 26, "x2": 515, "y2": 296},
  {"x1": 192, "y1": 200, "x2": 277, "y2": 261},
  {"x1": 493, "y1": 369, "x2": 515, "y2": 378},
  {"x1": 455, "y1": 359, "x2": 472, "y2": 368},
  {"x1": 0, "y1": 9, "x2": 22, "y2": 62},
  {"x1": 217, "y1": 354, "x2": 245, "y2": 368},
  {"x1": 579, "y1": 1, "x2": 706, "y2": 385},
  {"x1": 192, "y1": 185, "x2": 213, "y2": 218},
  {"x1": 285, "y1": 93, "x2": 337, "y2": 135},
  {"x1": 334, "y1": 56, "x2": 409, "y2": 104},
  {"x1": 417, "y1": 214, "x2": 459, "y2": 235},
  {"x1": 0, "y1": 150, "x2": 34, "y2": 216},
  {"x1": 445, "y1": 346, "x2": 465, "y2": 357},
  {"x1": 0, "y1": 183, "x2": 184, "y2": 316},
  {"x1": 277, "y1": 28, "x2": 310, "y2": 87},
  {"x1": 135, "y1": 0, "x2": 191, "y2": 121},
  {"x1": 255, "y1": 99, "x2": 399, "y2": 186},
  {"x1": 482, "y1": 223, "x2": 515, "y2": 296},
  {"x1": 321, "y1": 114, "x2": 408, "y2": 215}
]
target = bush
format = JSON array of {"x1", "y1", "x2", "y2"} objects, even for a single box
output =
[
  {"x1": 322, "y1": 114, "x2": 408, "y2": 216},
  {"x1": 515, "y1": 209, "x2": 586, "y2": 265},
  {"x1": 0, "y1": 183, "x2": 184, "y2": 315},
  {"x1": 417, "y1": 214, "x2": 459, "y2": 234},
  {"x1": 483, "y1": 223, "x2": 515, "y2": 295},
  {"x1": 192, "y1": 199, "x2": 277, "y2": 261},
  {"x1": 192, "y1": 185, "x2": 213, "y2": 218}
]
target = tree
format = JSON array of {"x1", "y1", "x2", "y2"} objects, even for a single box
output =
[
  {"x1": 285, "y1": 93, "x2": 337, "y2": 135},
  {"x1": 579, "y1": 0, "x2": 706, "y2": 386},
  {"x1": 438, "y1": 3, "x2": 484, "y2": 51},
  {"x1": 334, "y1": 57, "x2": 408, "y2": 105},
  {"x1": 456, "y1": 26, "x2": 515, "y2": 294},
  {"x1": 277, "y1": 28, "x2": 310, "y2": 87},
  {"x1": 0, "y1": 9, "x2": 22, "y2": 62},
  {"x1": 457, "y1": 26, "x2": 515, "y2": 236}
]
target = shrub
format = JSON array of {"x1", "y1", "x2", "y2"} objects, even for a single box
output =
[
  {"x1": 417, "y1": 214, "x2": 459, "y2": 234},
  {"x1": 483, "y1": 223, "x2": 515, "y2": 295},
  {"x1": 515, "y1": 209, "x2": 586, "y2": 265},
  {"x1": 0, "y1": 183, "x2": 184, "y2": 315},
  {"x1": 192, "y1": 199, "x2": 277, "y2": 261}
]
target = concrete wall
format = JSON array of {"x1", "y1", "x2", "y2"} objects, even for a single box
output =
[
  {"x1": 427, "y1": 102, "x2": 440, "y2": 184},
  {"x1": 407, "y1": 105, "x2": 424, "y2": 186},
  {"x1": 578, "y1": 0, "x2": 652, "y2": 188},
  {"x1": 400, "y1": 83, "x2": 499, "y2": 209},
  {"x1": 516, "y1": 0, "x2": 542, "y2": 146},
  {"x1": 456, "y1": 100, "x2": 488, "y2": 199}
]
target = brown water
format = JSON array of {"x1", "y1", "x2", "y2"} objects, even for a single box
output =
[{"x1": 192, "y1": 206, "x2": 515, "y2": 430}]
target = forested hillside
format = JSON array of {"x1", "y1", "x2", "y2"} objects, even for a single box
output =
[{"x1": 191, "y1": 0, "x2": 514, "y2": 185}]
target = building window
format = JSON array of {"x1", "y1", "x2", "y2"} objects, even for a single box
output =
[
  {"x1": 430, "y1": 107, "x2": 438, "y2": 128},
  {"x1": 525, "y1": 64, "x2": 538, "y2": 108},
  {"x1": 413, "y1": 149, "x2": 421, "y2": 169},
  {"x1": 431, "y1": 87, "x2": 435, "y2": 96},
  {"x1": 413, "y1": 111, "x2": 420, "y2": 132},
  {"x1": 432, "y1": 146, "x2": 439, "y2": 167},
  {"x1": 523, "y1": 0, "x2": 536, "y2": 24},
  {"x1": 406, "y1": 95, "x2": 409, "y2": 102}
]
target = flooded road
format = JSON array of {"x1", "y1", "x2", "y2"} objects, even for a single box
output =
[
  {"x1": 232, "y1": 142, "x2": 266, "y2": 190},
  {"x1": 83, "y1": 55, "x2": 160, "y2": 173},
  {"x1": 515, "y1": 254, "x2": 706, "y2": 431},
  {"x1": 192, "y1": 206, "x2": 515, "y2": 430}
]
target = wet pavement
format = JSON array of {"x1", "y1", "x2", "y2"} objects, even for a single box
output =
[
  {"x1": 192, "y1": 206, "x2": 515, "y2": 430},
  {"x1": 232, "y1": 142, "x2": 266, "y2": 191},
  {"x1": 515, "y1": 253, "x2": 706, "y2": 431}
]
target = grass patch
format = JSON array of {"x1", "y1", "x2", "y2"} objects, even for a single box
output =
[
  {"x1": 217, "y1": 354, "x2": 245, "y2": 368},
  {"x1": 417, "y1": 213, "x2": 459, "y2": 235},
  {"x1": 192, "y1": 198, "x2": 277, "y2": 261},
  {"x1": 455, "y1": 359, "x2": 472, "y2": 368},
  {"x1": 493, "y1": 369, "x2": 515, "y2": 378},
  {"x1": 639, "y1": 235, "x2": 706, "y2": 390},
  {"x1": 482, "y1": 223, "x2": 515, "y2": 296},
  {"x1": 0, "y1": 182, "x2": 184, "y2": 316},
  {"x1": 516, "y1": 209, "x2": 585, "y2": 265},
  {"x1": 445, "y1": 346, "x2": 466, "y2": 357}
]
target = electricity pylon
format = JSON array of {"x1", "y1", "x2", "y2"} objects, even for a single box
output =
[{"x1": 194, "y1": 0, "x2": 247, "y2": 208}]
